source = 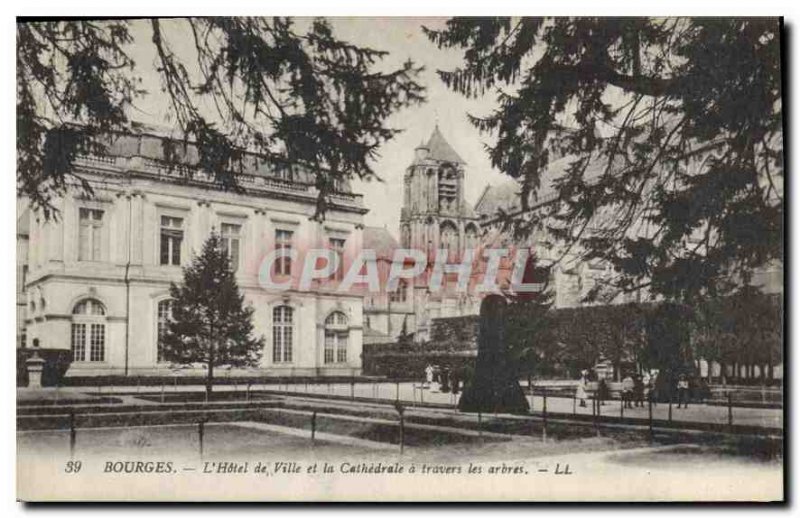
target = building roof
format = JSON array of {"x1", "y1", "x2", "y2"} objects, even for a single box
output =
[
  {"x1": 474, "y1": 178, "x2": 522, "y2": 217},
  {"x1": 417, "y1": 126, "x2": 466, "y2": 165},
  {"x1": 363, "y1": 226, "x2": 399, "y2": 260},
  {"x1": 363, "y1": 326, "x2": 395, "y2": 345},
  {"x1": 474, "y1": 154, "x2": 609, "y2": 219}
]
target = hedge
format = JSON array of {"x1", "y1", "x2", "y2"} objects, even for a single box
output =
[{"x1": 17, "y1": 348, "x2": 72, "y2": 387}]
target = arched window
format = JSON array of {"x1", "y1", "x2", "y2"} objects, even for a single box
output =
[
  {"x1": 440, "y1": 221, "x2": 459, "y2": 262},
  {"x1": 71, "y1": 299, "x2": 106, "y2": 362},
  {"x1": 273, "y1": 306, "x2": 293, "y2": 363},
  {"x1": 156, "y1": 299, "x2": 173, "y2": 363},
  {"x1": 324, "y1": 311, "x2": 348, "y2": 364},
  {"x1": 465, "y1": 224, "x2": 479, "y2": 251}
]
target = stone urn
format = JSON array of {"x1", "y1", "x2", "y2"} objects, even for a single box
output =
[{"x1": 25, "y1": 349, "x2": 46, "y2": 389}]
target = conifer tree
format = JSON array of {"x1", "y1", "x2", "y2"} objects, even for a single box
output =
[
  {"x1": 426, "y1": 18, "x2": 783, "y2": 302},
  {"x1": 504, "y1": 252, "x2": 555, "y2": 385},
  {"x1": 161, "y1": 231, "x2": 265, "y2": 398}
]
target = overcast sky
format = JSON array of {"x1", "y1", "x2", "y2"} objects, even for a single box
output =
[{"x1": 126, "y1": 18, "x2": 510, "y2": 236}]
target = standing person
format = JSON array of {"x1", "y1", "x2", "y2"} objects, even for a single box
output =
[
  {"x1": 424, "y1": 364, "x2": 434, "y2": 388},
  {"x1": 622, "y1": 374, "x2": 634, "y2": 408},
  {"x1": 440, "y1": 366, "x2": 450, "y2": 393},
  {"x1": 649, "y1": 371, "x2": 659, "y2": 406},
  {"x1": 677, "y1": 374, "x2": 690, "y2": 409},
  {"x1": 576, "y1": 371, "x2": 588, "y2": 407},
  {"x1": 450, "y1": 368, "x2": 460, "y2": 395},
  {"x1": 642, "y1": 371, "x2": 652, "y2": 405},
  {"x1": 633, "y1": 375, "x2": 645, "y2": 407},
  {"x1": 597, "y1": 376, "x2": 609, "y2": 406}
]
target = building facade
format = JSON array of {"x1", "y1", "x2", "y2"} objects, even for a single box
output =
[{"x1": 18, "y1": 130, "x2": 368, "y2": 377}]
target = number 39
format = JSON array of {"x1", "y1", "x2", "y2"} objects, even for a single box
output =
[{"x1": 64, "y1": 460, "x2": 82, "y2": 473}]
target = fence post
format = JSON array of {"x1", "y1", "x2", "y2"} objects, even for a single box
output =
[
  {"x1": 620, "y1": 394, "x2": 624, "y2": 419},
  {"x1": 394, "y1": 402, "x2": 406, "y2": 454},
  {"x1": 478, "y1": 411, "x2": 483, "y2": 441},
  {"x1": 542, "y1": 390, "x2": 548, "y2": 442},
  {"x1": 69, "y1": 412, "x2": 76, "y2": 458},
  {"x1": 311, "y1": 411, "x2": 317, "y2": 442},
  {"x1": 573, "y1": 395, "x2": 576, "y2": 416},
  {"x1": 350, "y1": 377, "x2": 355, "y2": 400},
  {"x1": 648, "y1": 397, "x2": 653, "y2": 440},
  {"x1": 728, "y1": 392, "x2": 733, "y2": 430},
  {"x1": 396, "y1": 381, "x2": 400, "y2": 401},
  {"x1": 543, "y1": 389, "x2": 547, "y2": 417},
  {"x1": 543, "y1": 389, "x2": 548, "y2": 423},
  {"x1": 198, "y1": 419, "x2": 206, "y2": 458}
]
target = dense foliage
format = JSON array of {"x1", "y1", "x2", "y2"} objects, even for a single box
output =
[
  {"x1": 365, "y1": 293, "x2": 782, "y2": 382},
  {"x1": 426, "y1": 18, "x2": 783, "y2": 302},
  {"x1": 17, "y1": 18, "x2": 424, "y2": 218}
]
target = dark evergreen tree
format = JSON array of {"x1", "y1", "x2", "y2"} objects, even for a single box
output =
[
  {"x1": 504, "y1": 253, "x2": 555, "y2": 384},
  {"x1": 17, "y1": 18, "x2": 425, "y2": 218},
  {"x1": 426, "y1": 18, "x2": 783, "y2": 303},
  {"x1": 162, "y1": 231, "x2": 265, "y2": 398}
]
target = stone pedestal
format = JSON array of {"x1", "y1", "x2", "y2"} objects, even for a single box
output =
[{"x1": 26, "y1": 353, "x2": 46, "y2": 389}]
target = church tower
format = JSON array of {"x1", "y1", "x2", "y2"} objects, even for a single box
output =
[{"x1": 399, "y1": 126, "x2": 480, "y2": 260}]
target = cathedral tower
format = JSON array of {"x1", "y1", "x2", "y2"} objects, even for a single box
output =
[{"x1": 399, "y1": 126, "x2": 480, "y2": 260}]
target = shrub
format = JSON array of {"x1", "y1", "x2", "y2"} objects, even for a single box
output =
[{"x1": 17, "y1": 348, "x2": 72, "y2": 387}]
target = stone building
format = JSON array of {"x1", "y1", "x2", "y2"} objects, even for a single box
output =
[
  {"x1": 365, "y1": 126, "x2": 782, "y2": 349},
  {"x1": 365, "y1": 126, "x2": 606, "y2": 342},
  {"x1": 18, "y1": 129, "x2": 368, "y2": 377}
]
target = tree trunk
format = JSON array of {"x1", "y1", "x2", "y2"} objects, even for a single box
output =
[{"x1": 207, "y1": 360, "x2": 214, "y2": 399}]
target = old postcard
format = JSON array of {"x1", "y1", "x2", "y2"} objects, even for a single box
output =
[{"x1": 16, "y1": 16, "x2": 784, "y2": 502}]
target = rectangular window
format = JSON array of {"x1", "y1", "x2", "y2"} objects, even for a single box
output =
[
  {"x1": 324, "y1": 333, "x2": 335, "y2": 364},
  {"x1": 336, "y1": 334, "x2": 348, "y2": 363},
  {"x1": 390, "y1": 280, "x2": 408, "y2": 303},
  {"x1": 221, "y1": 223, "x2": 242, "y2": 272},
  {"x1": 157, "y1": 300, "x2": 172, "y2": 363},
  {"x1": 329, "y1": 238, "x2": 345, "y2": 281},
  {"x1": 274, "y1": 229, "x2": 293, "y2": 276},
  {"x1": 78, "y1": 208, "x2": 104, "y2": 261},
  {"x1": 89, "y1": 324, "x2": 105, "y2": 362},
  {"x1": 71, "y1": 323, "x2": 86, "y2": 362},
  {"x1": 160, "y1": 216, "x2": 184, "y2": 266},
  {"x1": 272, "y1": 306, "x2": 293, "y2": 363}
]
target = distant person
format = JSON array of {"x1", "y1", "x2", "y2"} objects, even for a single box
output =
[
  {"x1": 450, "y1": 368, "x2": 460, "y2": 395},
  {"x1": 576, "y1": 373, "x2": 588, "y2": 407},
  {"x1": 677, "y1": 374, "x2": 690, "y2": 409},
  {"x1": 633, "y1": 375, "x2": 645, "y2": 407},
  {"x1": 440, "y1": 367, "x2": 450, "y2": 393},
  {"x1": 424, "y1": 364, "x2": 434, "y2": 388},
  {"x1": 597, "y1": 377, "x2": 609, "y2": 406},
  {"x1": 622, "y1": 374, "x2": 634, "y2": 408},
  {"x1": 649, "y1": 371, "x2": 659, "y2": 406}
]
